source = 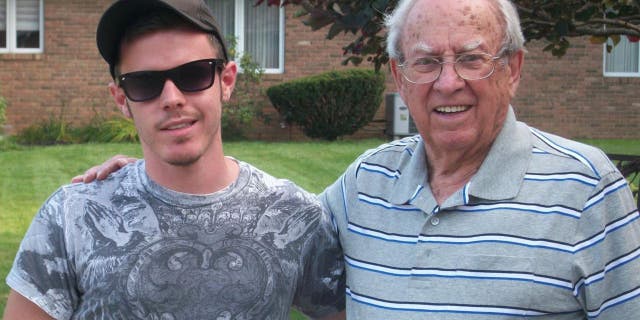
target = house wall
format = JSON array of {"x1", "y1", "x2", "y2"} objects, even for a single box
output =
[
  {"x1": 1, "y1": 1, "x2": 639, "y2": 140},
  {"x1": 0, "y1": 1, "x2": 115, "y2": 135},
  {"x1": 514, "y1": 40, "x2": 640, "y2": 139}
]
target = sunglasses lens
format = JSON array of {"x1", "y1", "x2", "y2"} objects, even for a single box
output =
[
  {"x1": 121, "y1": 72, "x2": 165, "y2": 102},
  {"x1": 174, "y1": 60, "x2": 215, "y2": 92}
]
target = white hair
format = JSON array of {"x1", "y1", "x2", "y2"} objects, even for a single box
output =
[{"x1": 384, "y1": 0, "x2": 526, "y2": 61}]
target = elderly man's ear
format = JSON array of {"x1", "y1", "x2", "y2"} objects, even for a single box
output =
[{"x1": 506, "y1": 50, "x2": 524, "y2": 98}]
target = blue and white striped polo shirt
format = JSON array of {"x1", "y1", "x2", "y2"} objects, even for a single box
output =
[{"x1": 320, "y1": 107, "x2": 640, "y2": 319}]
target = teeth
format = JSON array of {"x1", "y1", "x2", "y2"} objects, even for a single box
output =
[
  {"x1": 167, "y1": 123, "x2": 191, "y2": 130},
  {"x1": 436, "y1": 105, "x2": 469, "y2": 113}
]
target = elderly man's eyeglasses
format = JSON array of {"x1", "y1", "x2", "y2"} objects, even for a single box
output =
[
  {"x1": 117, "y1": 59, "x2": 225, "y2": 102},
  {"x1": 398, "y1": 53, "x2": 504, "y2": 84}
]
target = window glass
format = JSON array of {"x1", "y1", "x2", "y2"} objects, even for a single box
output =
[
  {"x1": 604, "y1": 37, "x2": 639, "y2": 75},
  {"x1": 16, "y1": 0, "x2": 39, "y2": 48},
  {"x1": 244, "y1": 0, "x2": 280, "y2": 69},
  {"x1": 207, "y1": 0, "x2": 235, "y2": 43},
  {"x1": 0, "y1": 0, "x2": 6, "y2": 48},
  {"x1": 206, "y1": 0, "x2": 282, "y2": 72}
]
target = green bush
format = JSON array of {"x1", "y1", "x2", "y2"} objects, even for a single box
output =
[
  {"x1": 14, "y1": 115, "x2": 138, "y2": 145},
  {"x1": 0, "y1": 95, "x2": 6, "y2": 130},
  {"x1": 15, "y1": 118, "x2": 76, "y2": 145},
  {"x1": 0, "y1": 135, "x2": 20, "y2": 151},
  {"x1": 79, "y1": 115, "x2": 138, "y2": 143},
  {"x1": 267, "y1": 69, "x2": 385, "y2": 141},
  {"x1": 222, "y1": 36, "x2": 266, "y2": 140}
]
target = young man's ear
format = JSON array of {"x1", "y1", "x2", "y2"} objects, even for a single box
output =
[
  {"x1": 108, "y1": 82, "x2": 132, "y2": 118},
  {"x1": 219, "y1": 61, "x2": 237, "y2": 102}
]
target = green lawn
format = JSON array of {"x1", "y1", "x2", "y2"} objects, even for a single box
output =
[
  {"x1": 0, "y1": 138, "x2": 638, "y2": 317},
  {"x1": 578, "y1": 139, "x2": 640, "y2": 155}
]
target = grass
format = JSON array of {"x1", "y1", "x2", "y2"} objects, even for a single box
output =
[
  {"x1": 578, "y1": 139, "x2": 640, "y2": 155},
  {"x1": 0, "y1": 138, "x2": 637, "y2": 317}
]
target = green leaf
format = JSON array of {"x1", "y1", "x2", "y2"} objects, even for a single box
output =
[
  {"x1": 327, "y1": 22, "x2": 346, "y2": 39},
  {"x1": 611, "y1": 34, "x2": 621, "y2": 46},
  {"x1": 590, "y1": 35, "x2": 608, "y2": 44}
]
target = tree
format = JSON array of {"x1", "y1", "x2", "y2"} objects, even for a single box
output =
[{"x1": 256, "y1": 0, "x2": 640, "y2": 70}]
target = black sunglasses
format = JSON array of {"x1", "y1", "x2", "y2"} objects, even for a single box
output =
[{"x1": 117, "y1": 58, "x2": 225, "y2": 102}]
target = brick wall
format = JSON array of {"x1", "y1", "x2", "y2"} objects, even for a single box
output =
[
  {"x1": 514, "y1": 40, "x2": 640, "y2": 139},
  {"x1": 1, "y1": 1, "x2": 638, "y2": 140},
  {"x1": 0, "y1": 0, "x2": 117, "y2": 135}
]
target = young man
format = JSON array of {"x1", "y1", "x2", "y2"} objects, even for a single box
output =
[
  {"x1": 3, "y1": 1, "x2": 344, "y2": 319},
  {"x1": 70, "y1": 0, "x2": 640, "y2": 319}
]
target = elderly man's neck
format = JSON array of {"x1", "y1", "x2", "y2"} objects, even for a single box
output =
[{"x1": 426, "y1": 143, "x2": 490, "y2": 204}]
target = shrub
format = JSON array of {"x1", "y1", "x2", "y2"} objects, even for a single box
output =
[
  {"x1": 78, "y1": 115, "x2": 138, "y2": 143},
  {"x1": 222, "y1": 36, "x2": 266, "y2": 140},
  {"x1": 0, "y1": 95, "x2": 6, "y2": 130},
  {"x1": 267, "y1": 69, "x2": 385, "y2": 141},
  {"x1": 15, "y1": 118, "x2": 76, "y2": 145},
  {"x1": 0, "y1": 136, "x2": 20, "y2": 151},
  {"x1": 14, "y1": 115, "x2": 138, "y2": 145}
]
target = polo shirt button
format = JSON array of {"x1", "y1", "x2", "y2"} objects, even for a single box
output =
[{"x1": 430, "y1": 217, "x2": 440, "y2": 226}]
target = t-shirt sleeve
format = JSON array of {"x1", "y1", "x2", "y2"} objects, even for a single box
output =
[
  {"x1": 5, "y1": 188, "x2": 78, "y2": 320},
  {"x1": 292, "y1": 202, "x2": 346, "y2": 318}
]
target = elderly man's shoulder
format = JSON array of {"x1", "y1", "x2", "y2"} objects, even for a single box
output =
[
  {"x1": 355, "y1": 135, "x2": 423, "y2": 164},
  {"x1": 528, "y1": 127, "x2": 618, "y2": 177}
]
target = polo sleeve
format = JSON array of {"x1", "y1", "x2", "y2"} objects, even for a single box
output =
[
  {"x1": 573, "y1": 170, "x2": 640, "y2": 318},
  {"x1": 319, "y1": 160, "x2": 361, "y2": 236}
]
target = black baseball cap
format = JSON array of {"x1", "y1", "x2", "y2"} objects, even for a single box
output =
[{"x1": 96, "y1": 0, "x2": 229, "y2": 78}]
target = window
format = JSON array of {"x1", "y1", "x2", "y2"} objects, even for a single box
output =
[
  {"x1": 0, "y1": 0, "x2": 43, "y2": 53},
  {"x1": 206, "y1": 0, "x2": 284, "y2": 73},
  {"x1": 603, "y1": 36, "x2": 640, "y2": 77}
]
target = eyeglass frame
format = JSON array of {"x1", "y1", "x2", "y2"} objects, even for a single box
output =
[
  {"x1": 397, "y1": 50, "x2": 509, "y2": 84},
  {"x1": 116, "y1": 58, "x2": 226, "y2": 102}
]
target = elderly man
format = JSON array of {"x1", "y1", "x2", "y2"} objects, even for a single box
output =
[
  {"x1": 320, "y1": 0, "x2": 640, "y2": 319},
  {"x1": 69, "y1": 0, "x2": 640, "y2": 319}
]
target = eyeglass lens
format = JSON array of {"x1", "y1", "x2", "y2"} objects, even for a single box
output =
[{"x1": 119, "y1": 59, "x2": 222, "y2": 102}]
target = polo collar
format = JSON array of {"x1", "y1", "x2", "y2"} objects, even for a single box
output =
[
  {"x1": 468, "y1": 106, "x2": 531, "y2": 200},
  {"x1": 389, "y1": 106, "x2": 530, "y2": 206},
  {"x1": 389, "y1": 139, "x2": 430, "y2": 206}
]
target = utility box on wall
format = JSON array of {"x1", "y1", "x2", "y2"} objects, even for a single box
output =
[{"x1": 385, "y1": 93, "x2": 418, "y2": 140}]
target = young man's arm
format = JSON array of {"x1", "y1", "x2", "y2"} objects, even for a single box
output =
[{"x1": 3, "y1": 290, "x2": 54, "y2": 320}]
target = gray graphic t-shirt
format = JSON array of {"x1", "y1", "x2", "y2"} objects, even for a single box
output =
[{"x1": 7, "y1": 160, "x2": 345, "y2": 319}]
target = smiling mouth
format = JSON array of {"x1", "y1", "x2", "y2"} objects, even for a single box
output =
[
  {"x1": 164, "y1": 121, "x2": 196, "y2": 130},
  {"x1": 435, "y1": 105, "x2": 471, "y2": 113}
]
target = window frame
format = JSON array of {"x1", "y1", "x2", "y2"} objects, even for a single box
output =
[
  {"x1": 0, "y1": 0, "x2": 44, "y2": 54},
  {"x1": 228, "y1": 0, "x2": 285, "y2": 74},
  {"x1": 602, "y1": 37, "x2": 640, "y2": 78}
]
